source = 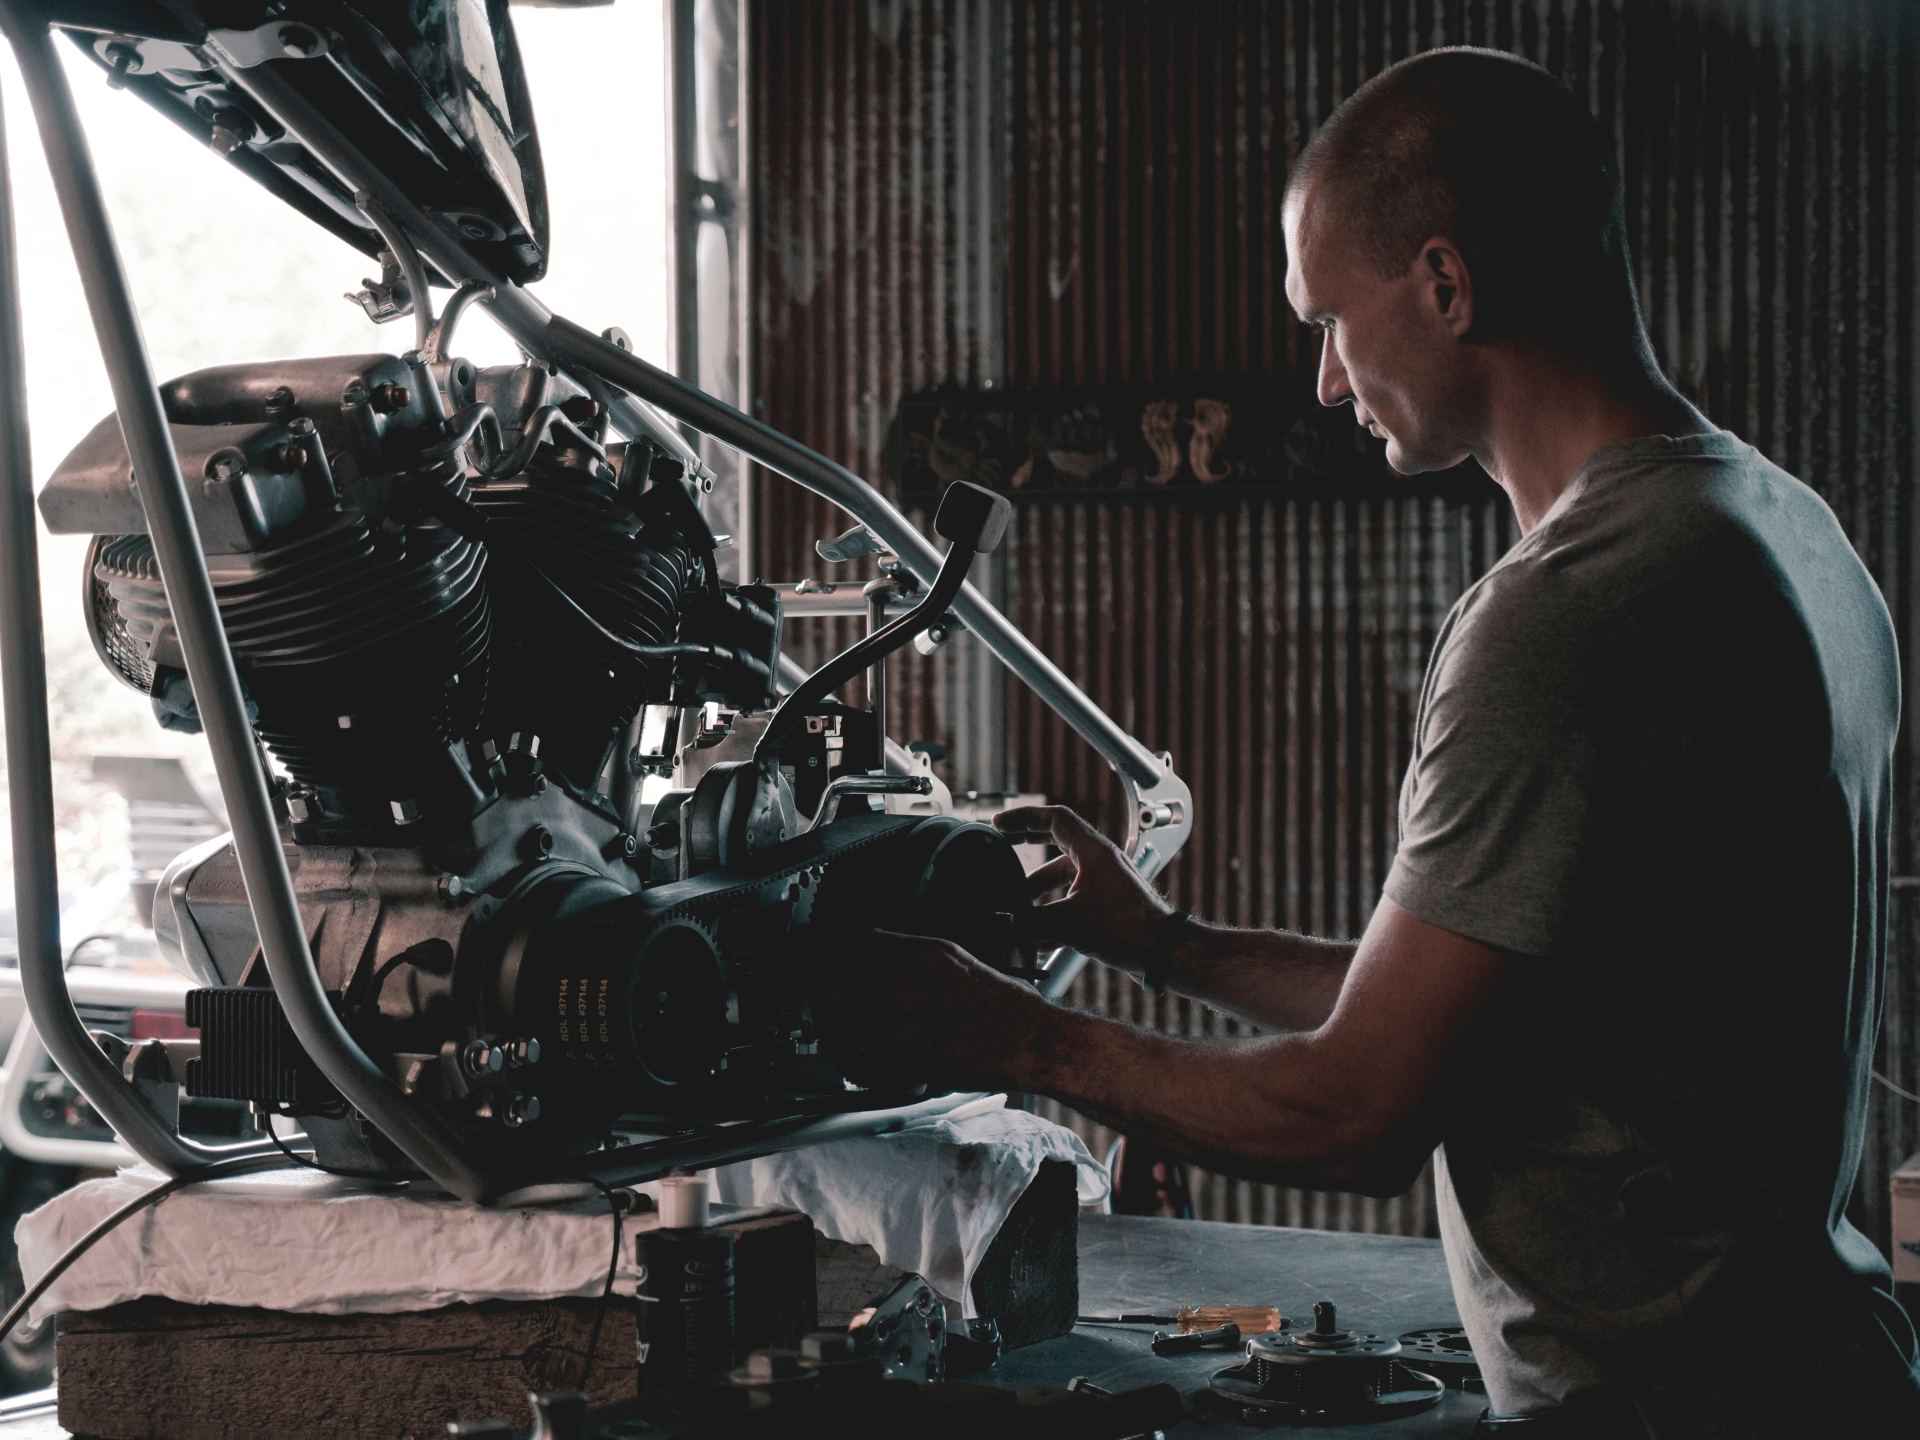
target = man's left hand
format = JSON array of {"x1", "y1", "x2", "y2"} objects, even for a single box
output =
[{"x1": 818, "y1": 929, "x2": 1049, "y2": 1094}]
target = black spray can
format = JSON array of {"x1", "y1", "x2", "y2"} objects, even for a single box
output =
[{"x1": 635, "y1": 1225, "x2": 736, "y2": 1391}]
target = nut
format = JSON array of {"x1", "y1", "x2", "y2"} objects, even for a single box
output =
[
  {"x1": 368, "y1": 382, "x2": 410, "y2": 414},
  {"x1": 503, "y1": 1093, "x2": 540, "y2": 1128}
]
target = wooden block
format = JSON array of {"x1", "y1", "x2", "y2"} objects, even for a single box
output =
[
  {"x1": 57, "y1": 1298, "x2": 637, "y2": 1440},
  {"x1": 53, "y1": 1209, "x2": 816, "y2": 1440}
]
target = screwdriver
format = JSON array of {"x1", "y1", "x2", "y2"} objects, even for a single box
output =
[
  {"x1": 1151, "y1": 1321, "x2": 1241, "y2": 1355},
  {"x1": 1078, "y1": 1304, "x2": 1285, "y2": 1332},
  {"x1": 1177, "y1": 1304, "x2": 1283, "y2": 1334}
]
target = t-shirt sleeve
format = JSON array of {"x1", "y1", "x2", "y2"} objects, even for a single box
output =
[{"x1": 1383, "y1": 574, "x2": 1642, "y2": 960}]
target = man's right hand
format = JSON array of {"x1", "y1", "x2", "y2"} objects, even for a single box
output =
[{"x1": 991, "y1": 804, "x2": 1177, "y2": 974}]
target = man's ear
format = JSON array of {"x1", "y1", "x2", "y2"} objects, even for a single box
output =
[{"x1": 1419, "y1": 239, "x2": 1474, "y2": 338}]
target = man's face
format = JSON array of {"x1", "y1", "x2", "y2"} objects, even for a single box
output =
[{"x1": 1283, "y1": 185, "x2": 1475, "y2": 475}]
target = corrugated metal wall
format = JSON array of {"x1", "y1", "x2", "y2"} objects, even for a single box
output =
[{"x1": 744, "y1": 0, "x2": 1920, "y2": 1248}]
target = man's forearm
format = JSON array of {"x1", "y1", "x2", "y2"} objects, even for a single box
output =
[
  {"x1": 1154, "y1": 921, "x2": 1357, "y2": 1031},
  {"x1": 1008, "y1": 1000, "x2": 1392, "y2": 1192}
]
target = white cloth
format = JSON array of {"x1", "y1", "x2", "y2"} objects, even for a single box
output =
[
  {"x1": 18, "y1": 1104, "x2": 1105, "y2": 1322},
  {"x1": 16, "y1": 1164, "x2": 644, "y2": 1322},
  {"x1": 709, "y1": 1101, "x2": 1107, "y2": 1317}
]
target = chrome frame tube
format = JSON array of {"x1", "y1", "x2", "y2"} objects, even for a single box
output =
[
  {"x1": 532, "y1": 314, "x2": 1170, "y2": 792},
  {"x1": 355, "y1": 192, "x2": 434, "y2": 354},
  {"x1": 569, "y1": 1092, "x2": 996, "y2": 1191},
  {"x1": 212, "y1": 49, "x2": 1166, "y2": 793},
  {"x1": 0, "y1": 9, "x2": 478, "y2": 1191},
  {"x1": 0, "y1": 58, "x2": 232, "y2": 1172}
]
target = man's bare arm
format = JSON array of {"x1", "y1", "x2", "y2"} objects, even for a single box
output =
[
  {"x1": 1160, "y1": 921, "x2": 1357, "y2": 1032},
  {"x1": 842, "y1": 898, "x2": 1512, "y2": 1194},
  {"x1": 991, "y1": 804, "x2": 1355, "y2": 1032}
]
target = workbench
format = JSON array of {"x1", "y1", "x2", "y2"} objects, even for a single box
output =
[
  {"x1": 996, "y1": 1213, "x2": 1486, "y2": 1436},
  {"x1": 0, "y1": 1213, "x2": 1486, "y2": 1438}
]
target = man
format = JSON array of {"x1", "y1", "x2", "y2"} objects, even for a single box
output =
[{"x1": 837, "y1": 47, "x2": 1920, "y2": 1436}]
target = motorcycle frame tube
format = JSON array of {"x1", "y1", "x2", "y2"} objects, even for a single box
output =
[
  {"x1": 213, "y1": 49, "x2": 1169, "y2": 797},
  {"x1": 0, "y1": 9, "x2": 482, "y2": 1192},
  {"x1": 0, "y1": 62, "x2": 229, "y2": 1174},
  {"x1": 562, "y1": 1091, "x2": 998, "y2": 1194}
]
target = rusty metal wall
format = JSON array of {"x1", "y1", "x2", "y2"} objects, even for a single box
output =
[
  {"x1": 745, "y1": 0, "x2": 1920, "y2": 1248},
  {"x1": 745, "y1": 0, "x2": 1010, "y2": 781}
]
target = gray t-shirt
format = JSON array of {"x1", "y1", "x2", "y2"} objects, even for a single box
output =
[{"x1": 1384, "y1": 430, "x2": 1920, "y2": 1431}]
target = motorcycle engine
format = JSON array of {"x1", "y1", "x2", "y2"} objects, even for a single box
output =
[{"x1": 40, "y1": 352, "x2": 1032, "y2": 1177}]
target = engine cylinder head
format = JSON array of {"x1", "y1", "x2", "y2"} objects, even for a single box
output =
[{"x1": 471, "y1": 442, "x2": 701, "y2": 787}]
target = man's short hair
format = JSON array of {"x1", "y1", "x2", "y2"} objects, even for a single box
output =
[{"x1": 1288, "y1": 47, "x2": 1646, "y2": 352}]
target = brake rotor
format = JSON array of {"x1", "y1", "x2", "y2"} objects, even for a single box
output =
[
  {"x1": 1397, "y1": 1325, "x2": 1483, "y2": 1388},
  {"x1": 1207, "y1": 1300, "x2": 1444, "y2": 1422}
]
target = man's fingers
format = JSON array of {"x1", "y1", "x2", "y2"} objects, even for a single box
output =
[
  {"x1": 1025, "y1": 855, "x2": 1077, "y2": 898},
  {"x1": 994, "y1": 804, "x2": 1106, "y2": 861},
  {"x1": 869, "y1": 927, "x2": 972, "y2": 965}
]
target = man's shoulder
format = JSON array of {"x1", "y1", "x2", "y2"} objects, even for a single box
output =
[{"x1": 1457, "y1": 435, "x2": 1833, "y2": 637}]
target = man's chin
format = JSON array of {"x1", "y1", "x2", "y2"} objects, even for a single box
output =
[{"x1": 1382, "y1": 437, "x2": 1464, "y2": 476}]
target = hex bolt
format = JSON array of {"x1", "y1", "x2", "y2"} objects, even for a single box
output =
[
  {"x1": 264, "y1": 385, "x2": 296, "y2": 416},
  {"x1": 603, "y1": 832, "x2": 641, "y2": 861},
  {"x1": 437, "y1": 874, "x2": 466, "y2": 904},
  {"x1": 521, "y1": 825, "x2": 555, "y2": 863},
  {"x1": 462, "y1": 1040, "x2": 504, "y2": 1077},
  {"x1": 508, "y1": 1038, "x2": 541, "y2": 1067},
  {"x1": 103, "y1": 43, "x2": 141, "y2": 87},
  {"x1": 645, "y1": 818, "x2": 680, "y2": 850},
  {"x1": 207, "y1": 451, "x2": 246, "y2": 484},
  {"x1": 286, "y1": 791, "x2": 315, "y2": 823},
  {"x1": 391, "y1": 798, "x2": 422, "y2": 825},
  {"x1": 503, "y1": 1093, "x2": 540, "y2": 1128}
]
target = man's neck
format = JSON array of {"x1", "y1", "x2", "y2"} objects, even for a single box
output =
[{"x1": 1473, "y1": 345, "x2": 1712, "y2": 534}]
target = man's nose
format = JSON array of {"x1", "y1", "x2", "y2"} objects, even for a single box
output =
[{"x1": 1315, "y1": 333, "x2": 1352, "y2": 408}]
